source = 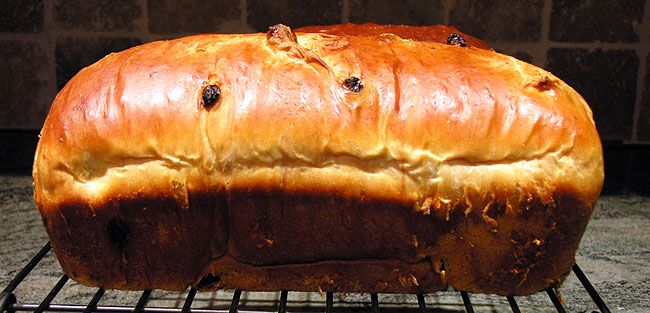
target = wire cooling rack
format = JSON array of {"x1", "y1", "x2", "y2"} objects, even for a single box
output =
[{"x1": 1, "y1": 242, "x2": 611, "y2": 313}]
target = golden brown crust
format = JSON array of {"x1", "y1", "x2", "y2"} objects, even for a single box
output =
[
  {"x1": 33, "y1": 24, "x2": 603, "y2": 295},
  {"x1": 295, "y1": 22, "x2": 492, "y2": 49}
]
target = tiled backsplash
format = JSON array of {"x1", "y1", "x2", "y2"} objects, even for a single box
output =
[{"x1": 1, "y1": 0, "x2": 649, "y2": 194}]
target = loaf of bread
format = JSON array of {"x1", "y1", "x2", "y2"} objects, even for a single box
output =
[{"x1": 32, "y1": 24, "x2": 603, "y2": 296}]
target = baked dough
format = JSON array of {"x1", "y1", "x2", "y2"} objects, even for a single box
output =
[{"x1": 33, "y1": 24, "x2": 603, "y2": 295}]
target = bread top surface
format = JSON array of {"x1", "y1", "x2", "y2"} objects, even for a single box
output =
[
  {"x1": 295, "y1": 23, "x2": 492, "y2": 49},
  {"x1": 33, "y1": 25, "x2": 603, "y2": 215}
]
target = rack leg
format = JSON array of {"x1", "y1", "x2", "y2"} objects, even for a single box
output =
[
  {"x1": 278, "y1": 290, "x2": 288, "y2": 313},
  {"x1": 229, "y1": 290, "x2": 242, "y2": 313},
  {"x1": 82, "y1": 288, "x2": 105, "y2": 313},
  {"x1": 371, "y1": 293, "x2": 380, "y2": 313},
  {"x1": 325, "y1": 292, "x2": 333, "y2": 313},
  {"x1": 0, "y1": 291, "x2": 16, "y2": 313},
  {"x1": 546, "y1": 288, "x2": 567, "y2": 313},
  {"x1": 416, "y1": 294, "x2": 427, "y2": 313},
  {"x1": 460, "y1": 291, "x2": 474, "y2": 313},
  {"x1": 572, "y1": 263, "x2": 611, "y2": 313},
  {"x1": 1, "y1": 242, "x2": 51, "y2": 296},
  {"x1": 134, "y1": 289, "x2": 152, "y2": 313},
  {"x1": 34, "y1": 274, "x2": 69, "y2": 313},
  {"x1": 506, "y1": 296, "x2": 521, "y2": 313},
  {"x1": 181, "y1": 288, "x2": 197, "y2": 313}
]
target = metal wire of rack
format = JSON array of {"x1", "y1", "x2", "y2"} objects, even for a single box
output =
[{"x1": 1, "y1": 242, "x2": 611, "y2": 313}]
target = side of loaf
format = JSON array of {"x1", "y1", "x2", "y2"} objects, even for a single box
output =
[{"x1": 33, "y1": 24, "x2": 603, "y2": 296}]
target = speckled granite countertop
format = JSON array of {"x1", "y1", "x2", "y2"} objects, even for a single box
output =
[{"x1": 1, "y1": 175, "x2": 649, "y2": 312}]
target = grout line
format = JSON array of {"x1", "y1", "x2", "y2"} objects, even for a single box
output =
[
  {"x1": 342, "y1": 0, "x2": 350, "y2": 24},
  {"x1": 630, "y1": 0, "x2": 650, "y2": 142},
  {"x1": 443, "y1": 0, "x2": 453, "y2": 26},
  {"x1": 538, "y1": 0, "x2": 552, "y2": 67},
  {"x1": 241, "y1": 0, "x2": 248, "y2": 29},
  {"x1": 140, "y1": 0, "x2": 153, "y2": 42},
  {"x1": 41, "y1": 0, "x2": 57, "y2": 128}
]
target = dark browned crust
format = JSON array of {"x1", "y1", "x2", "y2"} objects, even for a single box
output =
[
  {"x1": 41, "y1": 186, "x2": 592, "y2": 295},
  {"x1": 225, "y1": 188, "x2": 445, "y2": 266},
  {"x1": 439, "y1": 188, "x2": 592, "y2": 295},
  {"x1": 197, "y1": 256, "x2": 444, "y2": 293},
  {"x1": 40, "y1": 191, "x2": 229, "y2": 291}
]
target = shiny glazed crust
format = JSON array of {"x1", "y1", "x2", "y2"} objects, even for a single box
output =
[
  {"x1": 295, "y1": 22, "x2": 492, "y2": 49},
  {"x1": 33, "y1": 24, "x2": 603, "y2": 296}
]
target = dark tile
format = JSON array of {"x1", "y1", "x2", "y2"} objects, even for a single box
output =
[
  {"x1": 349, "y1": 0, "x2": 444, "y2": 26},
  {"x1": 54, "y1": 0, "x2": 142, "y2": 31},
  {"x1": 0, "y1": 0, "x2": 44, "y2": 32},
  {"x1": 546, "y1": 48, "x2": 639, "y2": 141},
  {"x1": 601, "y1": 144, "x2": 631, "y2": 195},
  {"x1": 0, "y1": 130, "x2": 39, "y2": 174},
  {"x1": 510, "y1": 51, "x2": 534, "y2": 64},
  {"x1": 628, "y1": 148, "x2": 650, "y2": 196},
  {"x1": 0, "y1": 40, "x2": 49, "y2": 129},
  {"x1": 56, "y1": 37, "x2": 142, "y2": 90},
  {"x1": 448, "y1": 0, "x2": 543, "y2": 42},
  {"x1": 600, "y1": 143, "x2": 650, "y2": 196},
  {"x1": 628, "y1": 148, "x2": 650, "y2": 195},
  {"x1": 638, "y1": 53, "x2": 650, "y2": 141},
  {"x1": 148, "y1": 0, "x2": 240, "y2": 34},
  {"x1": 247, "y1": 0, "x2": 342, "y2": 33},
  {"x1": 550, "y1": 0, "x2": 644, "y2": 43}
]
